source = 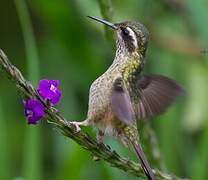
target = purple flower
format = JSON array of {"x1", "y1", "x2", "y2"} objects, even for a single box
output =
[
  {"x1": 23, "y1": 99, "x2": 45, "y2": 124},
  {"x1": 37, "y1": 79, "x2": 61, "y2": 105}
]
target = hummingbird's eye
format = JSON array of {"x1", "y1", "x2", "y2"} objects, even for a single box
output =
[{"x1": 122, "y1": 28, "x2": 129, "y2": 36}]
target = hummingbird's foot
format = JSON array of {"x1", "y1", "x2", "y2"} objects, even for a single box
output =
[
  {"x1": 70, "y1": 121, "x2": 82, "y2": 132},
  {"x1": 69, "y1": 120, "x2": 89, "y2": 132}
]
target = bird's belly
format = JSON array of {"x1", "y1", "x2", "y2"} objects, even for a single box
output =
[{"x1": 87, "y1": 77, "x2": 115, "y2": 129}]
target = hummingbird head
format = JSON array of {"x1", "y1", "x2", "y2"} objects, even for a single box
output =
[{"x1": 88, "y1": 16, "x2": 149, "y2": 56}]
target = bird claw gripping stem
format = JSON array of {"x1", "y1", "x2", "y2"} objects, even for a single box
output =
[{"x1": 69, "y1": 121, "x2": 82, "y2": 132}]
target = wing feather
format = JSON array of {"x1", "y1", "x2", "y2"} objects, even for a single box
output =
[
  {"x1": 137, "y1": 75, "x2": 184, "y2": 119},
  {"x1": 111, "y1": 78, "x2": 134, "y2": 125}
]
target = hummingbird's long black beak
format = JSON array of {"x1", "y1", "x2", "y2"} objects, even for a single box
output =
[{"x1": 87, "y1": 16, "x2": 117, "y2": 30}]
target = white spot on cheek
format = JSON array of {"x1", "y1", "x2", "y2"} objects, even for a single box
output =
[{"x1": 126, "y1": 27, "x2": 138, "y2": 48}]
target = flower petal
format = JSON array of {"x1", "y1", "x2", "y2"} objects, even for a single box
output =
[
  {"x1": 51, "y1": 90, "x2": 61, "y2": 105},
  {"x1": 37, "y1": 79, "x2": 61, "y2": 105},
  {"x1": 51, "y1": 80, "x2": 59, "y2": 87},
  {"x1": 23, "y1": 99, "x2": 45, "y2": 125}
]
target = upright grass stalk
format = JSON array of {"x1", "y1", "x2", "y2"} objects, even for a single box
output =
[
  {"x1": 0, "y1": 99, "x2": 9, "y2": 180},
  {"x1": 15, "y1": 0, "x2": 42, "y2": 180},
  {"x1": 191, "y1": 124, "x2": 208, "y2": 180},
  {"x1": 186, "y1": 0, "x2": 208, "y2": 178},
  {"x1": 97, "y1": 0, "x2": 114, "y2": 43}
]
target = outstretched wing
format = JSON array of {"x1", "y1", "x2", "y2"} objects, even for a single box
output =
[
  {"x1": 136, "y1": 74, "x2": 184, "y2": 119},
  {"x1": 111, "y1": 77, "x2": 135, "y2": 125}
]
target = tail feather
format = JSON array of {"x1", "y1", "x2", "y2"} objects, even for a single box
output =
[{"x1": 132, "y1": 143, "x2": 155, "y2": 180}]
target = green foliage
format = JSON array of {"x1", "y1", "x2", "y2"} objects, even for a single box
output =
[
  {"x1": 15, "y1": 0, "x2": 42, "y2": 180},
  {"x1": 0, "y1": 0, "x2": 207, "y2": 179}
]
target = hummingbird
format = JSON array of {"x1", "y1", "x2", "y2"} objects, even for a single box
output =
[{"x1": 71, "y1": 16, "x2": 183, "y2": 180}]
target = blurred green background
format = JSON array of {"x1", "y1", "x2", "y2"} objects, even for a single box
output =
[{"x1": 0, "y1": 0, "x2": 208, "y2": 180}]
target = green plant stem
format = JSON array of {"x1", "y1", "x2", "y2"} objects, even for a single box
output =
[
  {"x1": 191, "y1": 124, "x2": 208, "y2": 180},
  {"x1": 14, "y1": 0, "x2": 42, "y2": 180},
  {"x1": 0, "y1": 49, "x2": 188, "y2": 180},
  {"x1": 0, "y1": 99, "x2": 9, "y2": 180}
]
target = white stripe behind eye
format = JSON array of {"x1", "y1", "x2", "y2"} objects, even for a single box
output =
[{"x1": 126, "y1": 27, "x2": 138, "y2": 49}]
